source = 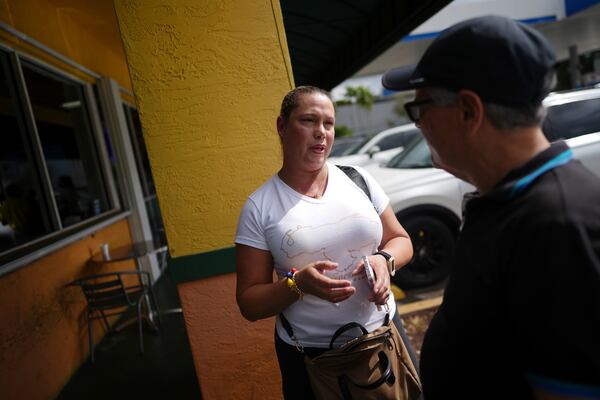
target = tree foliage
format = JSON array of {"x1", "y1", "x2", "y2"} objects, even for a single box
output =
[
  {"x1": 335, "y1": 85, "x2": 375, "y2": 111},
  {"x1": 334, "y1": 125, "x2": 353, "y2": 138}
]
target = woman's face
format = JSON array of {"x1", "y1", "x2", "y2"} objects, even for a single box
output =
[{"x1": 277, "y1": 92, "x2": 335, "y2": 172}]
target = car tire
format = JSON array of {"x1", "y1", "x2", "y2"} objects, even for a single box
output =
[{"x1": 393, "y1": 215, "x2": 455, "y2": 289}]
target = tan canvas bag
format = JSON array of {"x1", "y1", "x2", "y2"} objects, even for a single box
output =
[{"x1": 282, "y1": 313, "x2": 422, "y2": 400}]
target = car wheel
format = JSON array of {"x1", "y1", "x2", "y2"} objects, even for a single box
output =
[{"x1": 393, "y1": 215, "x2": 455, "y2": 289}]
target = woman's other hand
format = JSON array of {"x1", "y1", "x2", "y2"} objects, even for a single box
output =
[
  {"x1": 295, "y1": 261, "x2": 356, "y2": 303},
  {"x1": 352, "y1": 256, "x2": 390, "y2": 305}
]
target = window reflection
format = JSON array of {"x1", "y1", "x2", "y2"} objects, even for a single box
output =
[
  {"x1": 21, "y1": 63, "x2": 109, "y2": 228},
  {"x1": 124, "y1": 106, "x2": 166, "y2": 247},
  {"x1": 93, "y1": 85, "x2": 124, "y2": 208},
  {"x1": 125, "y1": 107, "x2": 155, "y2": 197},
  {"x1": 387, "y1": 136, "x2": 433, "y2": 169},
  {"x1": 0, "y1": 54, "x2": 51, "y2": 254},
  {"x1": 543, "y1": 98, "x2": 600, "y2": 141}
]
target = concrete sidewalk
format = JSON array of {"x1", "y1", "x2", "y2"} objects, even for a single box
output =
[{"x1": 56, "y1": 273, "x2": 202, "y2": 400}]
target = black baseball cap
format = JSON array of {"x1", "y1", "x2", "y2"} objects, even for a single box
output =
[{"x1": 382, "y1": 15, "x2": 557, "y2": 107}]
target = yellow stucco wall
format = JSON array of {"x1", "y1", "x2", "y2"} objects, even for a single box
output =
[
  {"x1": 0, "y1": 0, "x2": 132, "y2": 89},
  {"x1": 114, "y1": 0, "x2": 290, "y2": 258},
  {"x1": 114, "y1": 0, "x2": 294, "y2": 398},
  {"x1": 0, "y1": 220, "x2": 135, "y2": 400}
]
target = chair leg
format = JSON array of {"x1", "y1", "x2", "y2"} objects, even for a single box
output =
[
  {"x1": 141, "y1": 295, "x2": 159, "y2": 332},
  {"x1": 88, "y1": 314, "x2": 95, "y2": 364},
  {"x1": 149, "y1": 287, "x2": 162, "y2": 328},
  {"x1": 137, "y1": 300, "x2": 144, "y2": 354},
  {"x1": 100, "y1": 311, "x2": 111, "y2": 332}
]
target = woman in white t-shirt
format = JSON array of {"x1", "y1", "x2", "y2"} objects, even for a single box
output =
[{"x1": 235, "y1": 86, "x2": 414, "y2": 399}]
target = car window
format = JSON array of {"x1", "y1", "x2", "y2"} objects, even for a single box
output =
[
  {"x1": 386, "y1": 136, "x2": 432, "y2": 168},
  {"x1": 330, "y1": 136, "x2": 371, "y2": 157},
  {"x1": 401, "y1": 129, "x2": 421, "y2": 146},
  {"x1": 375, "y1": 132, "x2": 406, "y2": 151},
  {"x1": 344, "y1": 136, "x2": 373, "y2": 155},
  {"x1": 543, "y1": 97, "x2": 600, "y2": 141},
  {"x1": 330, "y1": 138, "x2": 360, "y2": 157}
]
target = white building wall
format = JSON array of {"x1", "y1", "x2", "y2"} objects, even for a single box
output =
[{"x1": 332, "y1": 0, "x2": 600, "y2": 136}]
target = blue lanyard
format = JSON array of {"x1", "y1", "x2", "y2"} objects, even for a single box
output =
[{"x1": 507, "y1": 149, "x2": 573, "y2": 200}]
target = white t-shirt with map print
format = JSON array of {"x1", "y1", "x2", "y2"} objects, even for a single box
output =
[{"x1": 235, "y1": 163, "x2": 396, "y2": 348}]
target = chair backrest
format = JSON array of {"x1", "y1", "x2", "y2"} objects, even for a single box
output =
[
  {"x1": 81, "y1": 275, "x2": 129, "y2": 309},
  {"x1": 79, "y1": 274, "x2": 131, "y2": 310}
]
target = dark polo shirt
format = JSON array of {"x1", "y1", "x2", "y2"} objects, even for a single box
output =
[{"x1": 420, "y1": 141, "x2": 600, "y2": 399}]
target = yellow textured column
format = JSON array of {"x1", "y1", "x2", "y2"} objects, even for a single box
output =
[
  {"x1": 114, "y1": 0, "x2": 291, "y2": 257},
  {"x1": 114, "y1": 1, "x2": 293, "y2": 398}
]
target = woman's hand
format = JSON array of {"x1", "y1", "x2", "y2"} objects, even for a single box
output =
[
  {"x1": 295, "y1": 261, "x2": 356, "y2": 303},
  {"x1": 352, "y1": 255, "x2": 390, "y2": 306}
]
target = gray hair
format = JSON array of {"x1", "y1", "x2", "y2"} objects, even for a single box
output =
[
  {"x1": 427, "y1": 87, "x2": 459, "y2": 106},
  {"x1": 428, "y1": 71, "x2": 556, "y2": 130}
]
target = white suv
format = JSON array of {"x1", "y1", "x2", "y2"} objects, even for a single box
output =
[
  {"x1": 364, "y1": 87, "x2": 600, "y2": 289},
  {"x1": 329, "y1": 123, "x2": 420, "y2": 167}
]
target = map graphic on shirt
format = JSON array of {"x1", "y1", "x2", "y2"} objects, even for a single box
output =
[{"x1": 279, "y1": 214, "x2": 379, "y2": 279}]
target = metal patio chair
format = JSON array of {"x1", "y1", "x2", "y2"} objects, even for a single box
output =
[{"x1": 69, "y1": 270, "x2": 161, "y2": 363}]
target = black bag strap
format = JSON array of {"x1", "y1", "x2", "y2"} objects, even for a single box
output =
[
  {"x1": 336, "y1": 165, "x2": 371, "y2": 201},
  {"x1": 280, "y1": 312, "x2": 306, "y2": 352},
  {"x1": 280, "y1": 312, "x2": 294, "y2": 338},
  {"x1": 329, "y1": 312, "x2": 390, "y2": 350},
  {"x1": 282, "y1": 312, "x2": 390, "y2": 342},
  {"x1": 329, "y1": 322, "x2": 369, "y2": 350},
  {"x1": 281, "y1": 311, "x2": 391, "y2": 353},
  {"x1": 338, "y1": 351, "x2": 395, "y2": 400}
]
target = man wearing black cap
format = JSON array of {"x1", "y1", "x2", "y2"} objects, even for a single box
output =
[{"x1": 383, "y1": 15, "x2": 600, "y2": 399}]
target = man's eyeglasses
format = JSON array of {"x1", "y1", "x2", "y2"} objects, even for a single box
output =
[{"x1": 404, "y1": 98, "x2": 434, "y2": 123}]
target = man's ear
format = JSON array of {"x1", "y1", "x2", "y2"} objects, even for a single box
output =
[
  {"x1": 458, "y1": 90, "x2": 484, "y2": 133},
  {"x1": 276, "y1": 116, "x2": 285, "y2": 138}
]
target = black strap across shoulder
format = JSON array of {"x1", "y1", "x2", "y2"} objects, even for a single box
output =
[{"x1": 336, "y1": 165, "x2": 371, "y2": 201}]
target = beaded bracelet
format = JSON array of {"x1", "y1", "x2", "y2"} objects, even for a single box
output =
[{"x1": 286, "y1": 267, "x2": 303, "y2": 300}]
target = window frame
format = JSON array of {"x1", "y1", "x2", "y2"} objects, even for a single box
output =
[
  {"x1": 122, "y1": 102, "x2": 167, "y2": 248},
  {"x1": 123, "y1": 104, "x2": 152, "y2": 199},
  {"x1": 0, "y1": 44, "x2": 127, "y2": 274}
]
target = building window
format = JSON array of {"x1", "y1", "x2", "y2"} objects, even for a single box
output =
[
  {"x1": 93, "y1": 85, "x2": 125, "y2": 209},
  {"x1": 0, "y1": 49, "x2": 121, "y2": 264},
  {"x1": 21, "y1": 62, "x2": 109, "y2": 228},
  {"x1": 0, "y1": 53, "x2": 53, "y2": 253},
  {"x1": 123, "y1": 105, "x2": 166, "y2": 247}
]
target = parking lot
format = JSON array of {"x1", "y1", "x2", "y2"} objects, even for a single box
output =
[{"x1": 397, "y1": 281, "x2": 445, "y2": 356}]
